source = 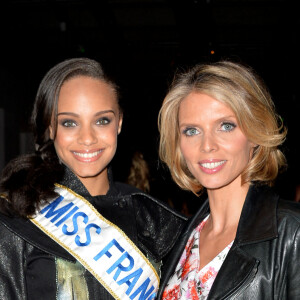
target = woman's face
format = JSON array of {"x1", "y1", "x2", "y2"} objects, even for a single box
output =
[
  {"x1": 49, "y1": 76, "x2": 122, "y2": 186},
  {"x1": 179, "y1": 92, "x2": 255, "y2": 192}
]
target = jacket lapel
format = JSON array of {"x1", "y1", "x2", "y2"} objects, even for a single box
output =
[{"x1": 207, "y1": 247, "x2": 258, "y2": 299}]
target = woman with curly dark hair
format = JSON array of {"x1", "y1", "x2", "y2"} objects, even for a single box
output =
[{"x1": 0, "y1": 57, "x2": 186, "y2": 300}]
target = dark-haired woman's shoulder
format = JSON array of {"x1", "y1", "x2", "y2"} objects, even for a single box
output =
[
  {"x1": 115, "y1": 181, "x2": 187, "y2": 223},
  {"x1": 118, "y1": 182, "x2": 187, "y2": 261}
]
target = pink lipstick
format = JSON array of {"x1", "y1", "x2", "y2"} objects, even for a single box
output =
[
  {"x1": 72, "y1": 149, "x2": 103, "y2": 163},
  {"x1": 198, "y1": 159, "x2": 226, "y2": 174}
]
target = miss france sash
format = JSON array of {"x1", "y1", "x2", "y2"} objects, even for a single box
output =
[{"x1": 31, "y1": 184, "x2": 159, "y2": 300}]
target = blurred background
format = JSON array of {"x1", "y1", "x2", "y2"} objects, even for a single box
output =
[{"x1": 0, "y1": 0, "x2": 299, "y2": 214}]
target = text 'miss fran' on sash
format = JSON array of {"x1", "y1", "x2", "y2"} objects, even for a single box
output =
[{"x1": 31, "y1": 184, "x2": 159, "y2": 300}]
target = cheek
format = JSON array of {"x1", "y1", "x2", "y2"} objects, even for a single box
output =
[
  {"x1": 54, "y1": 132, "x2": 72, "y2": 147},
  {"x1": 180, "y1": 140, "x2": 195, "y2": 162},
  {"x1": 100, "y1": 127, "x2": 119, "y2": 146},
  {"x1": 227, "y1": 139, "x2": 253, "y2": 162},
  {"x1": 53, "y1": 131, "x2": 76, "y2": 155}
]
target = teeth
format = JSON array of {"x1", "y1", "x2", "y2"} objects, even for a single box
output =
[
  {"x1": 201, "y1": 161, "x2": 226, "y2": 169},
  {"x1": 73, "y1": 151, "x2": 101, "y2": 158}
]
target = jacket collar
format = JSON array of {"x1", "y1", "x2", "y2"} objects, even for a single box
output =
[
  {"x1": 190, "y1": 184, "x2": 279, "y2": 245},
  {"x1": 235, "y1": 183, "x2": 278, "y2": 245},
  {"x1": 207, "y1": 184, "x2": 279, "y2": 299},
  {"x1": 199, "y1": 184, "x2": 279, "y2": 300},
  {"x1": 60, "y1": 164, "x2": 119, "y2": 198}
]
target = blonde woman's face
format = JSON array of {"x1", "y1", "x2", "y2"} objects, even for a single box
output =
[{"x1": 178, "y1": 92, "x2": 255, "y2": 192}]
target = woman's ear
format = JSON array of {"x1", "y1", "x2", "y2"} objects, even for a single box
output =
[
  {"x1": 49, "y1": 125, "x2": 54, "y2": 140},
  {"x1": 118, "y1": 114, "x2": 123, "y2": 135},
  {"x1": 249, "y1": 142, "x2": 259, "y2": 159}
]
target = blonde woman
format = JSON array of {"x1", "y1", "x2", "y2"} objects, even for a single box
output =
[{"x1": 157, "y1": 61, "x2": 300, "y2": 299}]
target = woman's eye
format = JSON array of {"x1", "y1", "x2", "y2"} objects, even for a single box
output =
[
  {"x1": 62, "y1": 120, "x2": 77, "y2": 127},
  {"x1": 96, "y1": 118, "x2": 110, "y2": 125},
  {"x1": 220, "y1": 122, "x2": 236, "y2": 132},
  {"x1": 183, "y1": 128, "x2": 199, "y2": 136}
]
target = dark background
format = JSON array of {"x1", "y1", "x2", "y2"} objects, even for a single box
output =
[{"x1": 0, "y1": 0, "x2": 299, "y2": 213}]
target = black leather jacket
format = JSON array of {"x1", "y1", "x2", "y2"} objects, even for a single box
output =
[
  {"x1": 0, "y1": 168, "x2": 187, "y2": 300},
  {"x1": 157, "y1": 184, "x2": 300, "y2": 299}
]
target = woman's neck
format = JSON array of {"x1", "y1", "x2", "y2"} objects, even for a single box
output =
[
  {"x1": 206, "y1": 181, "x2": 250, "y2": 234},
  {"x1": 78, "y1": 169, "x2": 110, "y2": 196}
]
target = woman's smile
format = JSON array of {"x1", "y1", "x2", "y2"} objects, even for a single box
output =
[
  {"x1": 198, "y1": 159, "x2": 227, "y2": 174},
  {"x1": 72, "y1": 149, "x2": 104, "y2": 162}
]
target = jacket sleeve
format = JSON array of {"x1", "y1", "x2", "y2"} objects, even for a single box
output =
[
  {"x1": 287, "y1": 223, "x2": 300, "y2": 299},
  {"x1": 0, "y1": 223, "x2": 27, "y2": 299}
]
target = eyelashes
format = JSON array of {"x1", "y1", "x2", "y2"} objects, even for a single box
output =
[
  {"x1": 220, "y1": 122, "x2": 236, "y2": 132},
  {"x1": 59, "y1": 117, "x2": 112, "y2": 128},
  {"x1": 61, "y1": 120, "x2": 77, "y2": 127},
  {"x1": 96, "y1": 117, "x2": 111, "y2": 125},
  {"x1": 182, "y1": 127, "x2": 199, "y2": 136},
  {"x1": 181, "y1": 122, "x2": 237, "y2": 136}
]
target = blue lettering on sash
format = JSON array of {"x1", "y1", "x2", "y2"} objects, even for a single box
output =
[
  {"x1": 75, "y1": 223, "x2": 101, "y2": 246},
  {"x1": 41, "y1": 195, "x2": 102, "y2": 246},
  {"x1": 93, "y1": 239, "x2": 156, "y2": 299},
  {"x1": 107, "y1": 252, "x2": 134, "y2": 280},
  {"x1": 93, "y1": 239, "x2": 124, "y2": 261},
  {"x1": 55, "y1": 206, "x2": 79, "y2": 227},
  {"x1": 62, "y1": 211, "x2": 88, "y2": 235},
  {"x1": 117, "y1": 268, "x2": 143, "y2": 295},
  {"x1": 40, "y1": 196, "x2": 74, "y2": 223},
  {"x1": 129, "y1": 278, "x2": 155, "y2": 300}
]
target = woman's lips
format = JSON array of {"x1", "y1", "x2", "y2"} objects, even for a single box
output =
[
  {"x1": 72, "y1": 149, "x2": 103, "y2": 162},
  {"x1": 198, "y1": 160, "x2": 226, "y2": 174}
]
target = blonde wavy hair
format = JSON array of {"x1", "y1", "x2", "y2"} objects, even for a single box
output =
[{"x1": 158, "y1": 61, "x2": 287, "y2": 195}]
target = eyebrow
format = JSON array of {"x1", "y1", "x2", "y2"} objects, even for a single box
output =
[
  {"x1": 57, "y1": 110, "x2": 116, "y2": 117},
  {"x1": 179, "y1": 115, "x2": 237, "y2": 127}
]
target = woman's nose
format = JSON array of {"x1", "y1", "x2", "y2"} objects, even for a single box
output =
[
  {"x1": 200, "y1": 132, "x2": 218, "y2": 153},
  {"x1": 77, "y1": 126, "x2": 98, "y2": 146}
]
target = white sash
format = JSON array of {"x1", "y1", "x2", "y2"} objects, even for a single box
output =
[{"x1": 31, "y1": 184, "x2": 159, "y2": 300}]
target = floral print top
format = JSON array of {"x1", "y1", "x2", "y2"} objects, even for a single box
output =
[{"x1": 162, "y1": 215, "x2": 233, "y2": 300}]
